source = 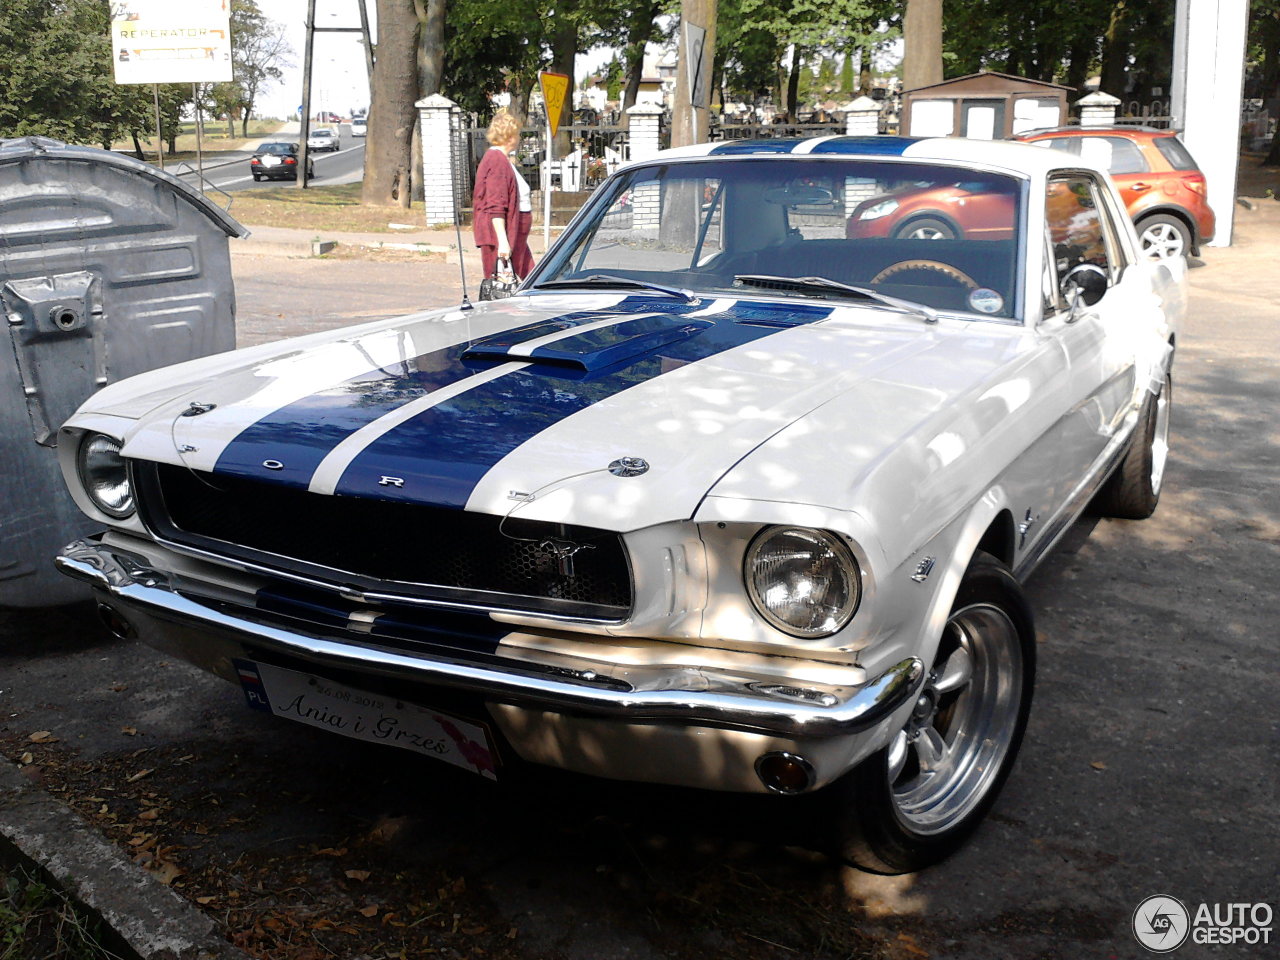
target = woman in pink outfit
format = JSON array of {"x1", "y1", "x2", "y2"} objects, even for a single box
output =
[{"x1": 472, "y1": 111, "x2": 535, "y2": 280}]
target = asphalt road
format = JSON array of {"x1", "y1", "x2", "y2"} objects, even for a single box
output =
[
  {"x1": 1, "y1": 205, "x2": 1277, "y2": 959},
  {"x1": 173, "y1": 124, "x2": 367, "y2": 193}
]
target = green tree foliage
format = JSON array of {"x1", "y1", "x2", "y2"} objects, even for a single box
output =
[
  {"x1": 208, "y1": 0, "x2": 292, "y2": 138},
  {"x1": 0, "y1": 0, "x2": 152, "y2": 146}
]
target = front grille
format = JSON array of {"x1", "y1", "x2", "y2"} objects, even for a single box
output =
[{"x1": 135, "y1": 463, "x2": 633, "y2": 620}]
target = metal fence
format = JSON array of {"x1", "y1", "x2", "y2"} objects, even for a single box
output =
[
  {"x1": 461, "y1": 124, "x2": 634, "y2": 202},
  {"x1": 712, "y1": 122, "x2": 847, "y2": 141},
  {"x1": 1114, "y1": 101, "x2": 1173, "y2": 128}
]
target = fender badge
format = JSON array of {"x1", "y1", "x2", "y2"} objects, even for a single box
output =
[
  {"x1": 608, "y1": 457, "x2": 649, "y2": 477},
  {"x1": 180, "y1": 402, "x2": 217, "y2": 417},
  {"x1": 262, "y1": 459, "x2": 284, "y2": 471},
  {"x1": 911, "y1": 556, "x2": 936, "y2": 583}
]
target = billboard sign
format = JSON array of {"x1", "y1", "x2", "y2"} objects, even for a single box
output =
[{"x1": 111, "y1": 0, "x2": 233, "y2": 85}]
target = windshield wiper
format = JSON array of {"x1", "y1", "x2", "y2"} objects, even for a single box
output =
[
  {"x1": 733, "y1": 274, "x2": 938, "y2": 324},
  {"x1": 531, "y1": 274, "x2": 698, "y2": 303}
]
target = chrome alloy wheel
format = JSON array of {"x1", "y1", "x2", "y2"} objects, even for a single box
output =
[
  {"x1": 886, "y1": 602, "x2": 1024, "y2": 836},
  {"x1": 1140, "y1": 221, "x2": 1186, "y2": 260},
  {"x1": 1150, "y1": 378, "x2": 1171, "y2": 495},
  {"x1": 906, "y1": 224, "x2": 948, "y2": 240}
]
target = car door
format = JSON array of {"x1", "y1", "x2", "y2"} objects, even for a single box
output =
[
  {"x1": 1037, "y1": 171, "x2": 1141, "y2": 500},
  {"x1": 1075, "y1": 135, "x2": 1154, "y2": 212}
]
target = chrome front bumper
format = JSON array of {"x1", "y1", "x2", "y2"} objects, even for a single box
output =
[{"x1": 57, "y1": 536, "x2": 923, "y2": 742}]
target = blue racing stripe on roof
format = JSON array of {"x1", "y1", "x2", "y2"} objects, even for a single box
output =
[
  {"x1": 334, "y1": 300, "x2": 833, "y2": 508},
  {"x1": 708, "y1": 139, "x2": 807, "y2": 155},
  {"x1": 808, "y1": 136, "x2": 920, "y2": 155}
]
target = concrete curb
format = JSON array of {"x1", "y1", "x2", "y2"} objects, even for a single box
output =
[{"x1": 0, "y1": 759, "x2": 250, "y2": 960}]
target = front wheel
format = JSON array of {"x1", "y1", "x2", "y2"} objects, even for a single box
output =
[
  {"x1": 892, "y1": 216, "x2": 958, "y2": 241},
  {"x1": 1095, "y1": 371, "x2": 1171, "y2": 520},
  {"x1": 835, "y1": 552, "x2": 1035, "y2": 874}
]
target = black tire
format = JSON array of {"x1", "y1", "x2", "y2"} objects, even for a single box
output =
[
  {"x1": 1135, "y1": 214, "x2": 1191, "y2": 260},
  {"x1": 892, "y1": 216, "x2": 958, "y2": 241},
  {"x1": 1095, "y1": 372, "x2": 1171, "y2": 520},
  {"x1": 252, "y1": 173, "x2": 262, "y2": 181},
  {"x1": 834, "y1": 551, "x2": 1035, "y2": 874}
]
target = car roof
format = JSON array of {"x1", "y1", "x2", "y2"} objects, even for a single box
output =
[
  {"x1": 633, "y1": 135, "x2": 1111, "y2": 180},
  {"x1": 1015, "y1": 125, "x2": 1179, "y2": 139}
]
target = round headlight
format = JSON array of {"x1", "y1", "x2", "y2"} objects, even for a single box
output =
[
  {"x1": 745, "y1": 527, "x2": 861, "y2": 638},
  {"x1": 76, "y1": 433, "x2": 134, "y2": 518}
]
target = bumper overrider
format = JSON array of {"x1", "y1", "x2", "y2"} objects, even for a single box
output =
[{"x1": 57, "y1": 536, "x2": 924, "y2": 794}]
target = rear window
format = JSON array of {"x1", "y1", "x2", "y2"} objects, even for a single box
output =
[
  {"x1": 1154, "y1": 136, "x2": 1200, "y2": 171},
  {"x1": 260, "y1": 143, "x2": 294, "y2": 155}
]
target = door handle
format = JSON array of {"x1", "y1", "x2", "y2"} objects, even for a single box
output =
[{"x1": 1130, "y1": 182, "x2": 1151, "y2": 192}]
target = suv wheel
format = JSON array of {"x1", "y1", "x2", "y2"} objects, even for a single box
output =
[{"x1": 1137, "y1": 214, "x2": 1190, "y2": 260}]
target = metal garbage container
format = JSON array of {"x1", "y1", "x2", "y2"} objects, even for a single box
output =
[{"x1": 0, "y1": 136, "x2": 247, "y2": 607}]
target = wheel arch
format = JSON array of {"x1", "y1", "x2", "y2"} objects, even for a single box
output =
[{"x1": 892, "y1": 210, "x2": 962, "y2": 240}]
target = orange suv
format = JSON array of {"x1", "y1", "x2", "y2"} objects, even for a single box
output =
[{"x1": 1015, "y1": 126, "x2": 1215, "y2": 260}]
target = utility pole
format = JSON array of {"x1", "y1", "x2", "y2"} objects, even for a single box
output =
[
  {"x1": 299, "y1": 0, "x2": 375, "y2": 190},
  {"x1": 671, "y1": 0, "x2": 717, "y2": 147},
  {"x1": 902, "y1": 0, "x2": 943, "y2": 92}
]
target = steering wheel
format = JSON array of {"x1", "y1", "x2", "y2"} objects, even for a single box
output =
[{"x1": 870, "y1": 259, "x2": 979, "y2": 291}]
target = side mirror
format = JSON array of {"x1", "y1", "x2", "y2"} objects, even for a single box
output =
[{"x1": 1061, "y1": 263, "x2": 1108, "y2": 317}]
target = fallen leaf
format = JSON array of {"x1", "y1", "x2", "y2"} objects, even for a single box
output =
[
  {"x1": 121, "y1": 726, "x2": 138, "y2": 736},
  {"x1": 18, "y1": 752, "x2": 33, "y2": 765},
  {"x1": 126, "y1": 768, "x2": 153, "y2": 783},
  {"x1": 138, "y1": 808, "x2": 160, "y2": 821},
  {"x1": 196, "y1": 896, "x2": 216, "y2": 905},
  {"x1": 1090, "y1": 760, "x2": 1108, "y2": 770},
  {"x1": 148, "y1": 860, "x2": 184, "y2": 886},
  {"x1": 896, "y1": 932, "x2": 930, "y2": 958},
  {"x1": 195, "y1": 824, "x2": 209, "y2": 836},
  {"x1": 345, "y1": 869, "x2": 371, "y2": 882},
  {"x1": 28, "y1": 731, "x2": 57, "y2": 743},
  {"x1": 506, "y1": 928, "x2": 518, "y2": 939},
  {"x1": 358, "y1": 905, "x2": 379, "y2": 918},
  {"x1": 315, "y1": 846, "x2": 348, "y2": 857},
  {"x1": 109, "y1": 684, "x2": 127, "y2": 692},
  {"x1": 128, "y1": 834, "x2": 151, "y2": 847}
]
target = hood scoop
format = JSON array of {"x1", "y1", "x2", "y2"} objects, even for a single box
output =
[{"x1": 464, "y1": 313, "x2": 714, "y2": 373}]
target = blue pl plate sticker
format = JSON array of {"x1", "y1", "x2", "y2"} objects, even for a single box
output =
[
  {"x1": 234, "y1": 659, "x2": 273, "y2": 712},
  {"x1": 968, "y1": 287, "x2": 1004, "y2": 314}
]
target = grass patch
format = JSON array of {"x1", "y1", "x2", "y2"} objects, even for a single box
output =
[
  {"x1": 229, "y1": 183, "x2": 429, "y2": 233},
  {"x1": 0, "y1": 866, "x2": 120, "y2": 960},
  {"x1": 116, "y1": 120, "x2": 288, "y2": 163}
]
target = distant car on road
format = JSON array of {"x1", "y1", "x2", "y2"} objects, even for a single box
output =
[
  {"x1": 307, "y1": 127, "x2": 340, "y2": 153},
  {"x1": 1015, "y1": 126, "x2": 1214, "y2": 260},
  {"x1": 350, "y1": 116, "x2": 367, "y2": 137},
  {"x1": 249, "y1": 141, "x2": 314, "y2": 181}
]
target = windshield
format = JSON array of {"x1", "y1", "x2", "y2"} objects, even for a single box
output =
[{"x1": 534, "y1": 157, "x2": 1024, "y2": 320}]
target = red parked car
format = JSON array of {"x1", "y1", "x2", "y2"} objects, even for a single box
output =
[{"x1": 1016, "y1": 126, "x2": 1215, "y2": 260}]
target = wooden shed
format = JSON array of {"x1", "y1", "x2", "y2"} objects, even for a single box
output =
[{"x1": 901, "y1": 71, "x2": 1073, "y2": 140}]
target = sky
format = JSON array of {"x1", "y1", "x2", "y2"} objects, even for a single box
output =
[{"x1": 252, "y1": 0, "x2": 615, "y2": 120}]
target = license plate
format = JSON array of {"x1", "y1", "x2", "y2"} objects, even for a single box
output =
[
  {"x1": 235, "y1": 659, "x2": 497, "y2": 779},
  {"x1": 262, "y1": 156, "x2": 280, "y2": 166}
]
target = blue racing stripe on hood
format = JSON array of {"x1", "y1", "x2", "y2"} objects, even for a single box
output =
[
  {"x1": 212, "y1": 298, "x2": 681, "y2": 488},
  {"x1": 334, "y1": 299, "x2": 833, "y2": 507}
]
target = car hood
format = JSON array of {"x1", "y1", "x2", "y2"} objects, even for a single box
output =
[{"x1": 90, "y1": 292, "x2": 1016, "y2": 532}]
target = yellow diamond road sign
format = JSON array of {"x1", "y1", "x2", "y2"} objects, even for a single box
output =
[{"x1": 540, "y1": 72, "x2": 571, "y2": 136}]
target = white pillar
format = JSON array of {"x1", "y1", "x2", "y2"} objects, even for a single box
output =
[
  {"x1": 417, "y1": 93, "x2": 459, "y2": 226},
  {"x1": 1171, "y1": 0, "x2": 1248, "y2": 246},
  {"x1": 1076, "y1": 90, "x2": 1120, "y2": 128},
  {"x1": 843, "y1": 96, "x2": 881, "y2": 137},
  {"x1": 626, "y1": 103, "x2": 664, "y2": 163}
]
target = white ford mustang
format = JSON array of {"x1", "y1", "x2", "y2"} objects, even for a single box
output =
[{"x1": 56, "y1": 136, "x2": 1183, "y2": 873}]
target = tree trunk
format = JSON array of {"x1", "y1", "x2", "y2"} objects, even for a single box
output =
[
  {"x1": 550, "y1": 17, "x2": 578, "y2": 155},
  {"x1": 416, "y1": 0, "x2": 445, "y2": 97},
  {"x1": 672, "y1": 0, "x2": 717, "y2": 145},
  {"x1": 903, "y1": 0, "x2": 942, "y2": 91},
  {"x1": 229, "y1": 111, "x2": 237, "y2": 138},
  {"x1": 1100, "y1": 3, "x2": 1131, "y2": 99},
  {"x1": 1064, "y1": 37, "x2": 1090, "y2": 95},
  {"x1": 621, "y1": 0, "x2": 658, "y2": 118},
  {"x1": 131, "y1": 132, "x2": 145, "y2": 160},
  {"x1": 362, "y1": 0, "x2": 420, "y2": 207},
  {"x1": 786, "y1": 46, "x2": 803, "y2": 119},
  {"x1": 507, "y1": 74, "x2": 534, "y2": 132}
]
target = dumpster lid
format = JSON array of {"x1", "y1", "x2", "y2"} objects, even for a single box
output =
[{"x1": 0, "y1": 136, "x2": 249, "y2": 239}]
